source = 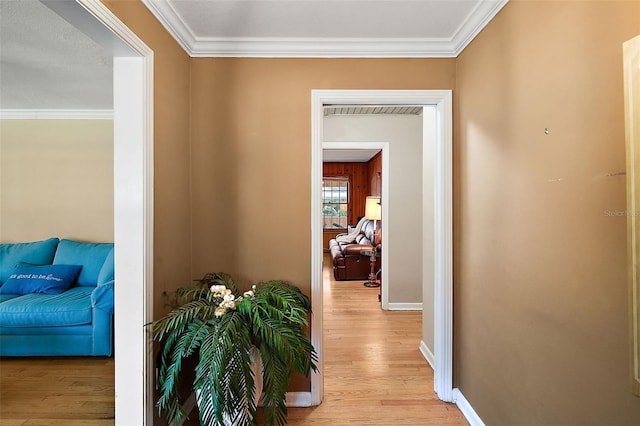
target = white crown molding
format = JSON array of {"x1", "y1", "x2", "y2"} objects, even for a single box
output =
[
  {"x1": 453, "y1": 388, "x2": 486, "y2": 426},
  {"x1": 189, "y1": 37, "x2": 458, "y2": 58},
  {"x1": 141, "y1": 0, "x2": 195, "y2": 54},
  {"x1": 141, "y1": 0, "x2": 508, "y2": 58},
  {"x1": 0, "y1": 109, "x2": 114, "y2": 119},
  {"x1": 450, "y1": 0, "x2": 509, "y2": 56}
]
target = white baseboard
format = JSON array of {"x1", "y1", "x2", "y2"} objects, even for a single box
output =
[
  {"x1": 453, "y1": 388, "x2": 485, "y2": 426},
  {"x1": 419, "y1": 340, "x2": 435, "y2": 370},
  {"x1": 285, "y1": 391, "x2": 313, "y2": 407},
  {"x1": 387, "y1": 302, "x2": 422, "y2": 311}
]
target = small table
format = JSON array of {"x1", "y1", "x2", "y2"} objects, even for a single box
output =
[{"x1": 361, "y1": 246, "x2": 381, "y2": 288}]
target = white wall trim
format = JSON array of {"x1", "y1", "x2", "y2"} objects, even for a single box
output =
[
  {"x1": 285, "y1": 392, "x2": 313, "y2": 407},
  {"x1": 432, "y1": 91, "x2": 454, "y2": 403},
  {"x1": 112, "y1": 54, "x2": 154, "y2": 426},
  {"x1": 419, "y1": 340, "x2": 435, "y2": 370},
  {"x1": 140, "y1": 0, "x2": 195, "y2": 54},
  {"x1": 450, "y1": 0, "x2": 509, "y2": 56},
  {"x1": 188, "y1": 38, "x2": 458, "y2": 58},
  {"x1": 453, "y1": 388, "x2": 486, "y2": 426},
  {"x1": 42, "y1": 0, "x2": 145, "y2": 56},
  {"x1": 58, "y1": 1, "x2": 155, "y2": 424},
  {"x1": 388, "y1": 302, "x2": 423, "y2": 311},
  {"x1": 0, "y1": 109, "x2": 113, "y2": 120},
  {"x1": 311, "y1": 90, "x2": 453, "y2": 407},
  {"x1": 310, "y1": 94, "x2": 325, "y2": 406},
  {"x1": 140, "y1": 1, "x2": 508, "y2": 58}
]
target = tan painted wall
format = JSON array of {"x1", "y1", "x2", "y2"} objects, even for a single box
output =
[
  {"x1": 101, "y1": 0, "x2": 192, "y2": 317},
  {"x1": 189, "y1": 58, "x2": 455, "y2": 295},
  {"x1": 324, "y1": 114, "x2": 424, "y2": 304},
  {"x1": 0, "y1": 120, "x2": 113, "y2": 243},
  {"x1": 455, "y1": 1, "x2": 640, "y2": 424},
  {"x1": 190, "y1": 59, "x2": 453, "y2": 392}
]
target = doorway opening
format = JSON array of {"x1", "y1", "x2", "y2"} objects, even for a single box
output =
[
  {"x1": 322, "y1": 143, "x2": 390, "y2": 307},
  {"x1": 46, "y1": 1, "x2": 155, "y2": 423},
  {"x1": 311, "y1": 90, "x2": 453, "y2": 405}
]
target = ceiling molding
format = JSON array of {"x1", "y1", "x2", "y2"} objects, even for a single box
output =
[
  {"x1": 142, "y1": 0, "x2": 509, "y2": 58},
  {"x1": 453, "y1": 0, "x2": 509, "y2": 57},
  {"x1": 0, "y1": 109, "x2": 114, "y2": 120},
  {"x1": 450, "y1": 0, "x2": 508, "y2": 56},
  {"x1": 190, "y1": 37, "x2": 458, "y2": 58},
  {"x1": 141, "y1": 0, "x2": 196, "y2": 54}
]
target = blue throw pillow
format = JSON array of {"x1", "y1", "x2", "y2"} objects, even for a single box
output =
[
  {"x1": 0, "y1": 238, "x2": 59, "y2": 284},
  {"x1": 0, "y1": 263, "x2": 82, "y2": 295}
]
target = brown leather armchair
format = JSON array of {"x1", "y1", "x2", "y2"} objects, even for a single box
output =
[{"x1": 328, "y1": 219, "x2": 381, "y2": 281}]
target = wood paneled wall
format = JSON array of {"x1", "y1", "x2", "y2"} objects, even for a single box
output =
[
  {"x1": 323, "y1": 157, "x2": 382, "y2": 227},
  {"x1": 323, "y1": 162, "x2": 368, "y2": 226},
  {"x1": 368, "y1": 152, "x2": 382, "y2": 197}
]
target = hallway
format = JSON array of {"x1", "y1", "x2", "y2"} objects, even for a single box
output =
[{"x1": 281, "y1": 254, "x2": 467, "y2": 424}]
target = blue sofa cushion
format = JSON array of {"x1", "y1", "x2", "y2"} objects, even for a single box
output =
[
  {"x1": 0, "y1": 263, "x2": 82, "y2": 295},
  {"x1": 53, "y1": 239, "x2": 113, "y2": 286},
  {"x1": 0, "y1": 294, "x2": 20, "y2": 303},
  {"x1": 0, "y1": 287, "x2": 93, "y2": 327},
  {"x1": 91, "y1": 280, "x2": 114, "y2": 314},
  {"x1": 97, "y1": 248, "x2": 114, "y2": 286},
  {"x1": 0, "y1": 238, "x2": 59, "y2": 284}
]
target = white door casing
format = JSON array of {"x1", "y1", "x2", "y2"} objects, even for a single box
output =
[
  {"x1": 310, "y1": 89, "x2": 453, "y2": 404},
  {"x1": 47, "y1": 1, "x2": 155, "y2": 423}
]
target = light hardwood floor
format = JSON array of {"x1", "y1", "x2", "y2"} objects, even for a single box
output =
[
  {"x1": 272, "y1": 255, "x2": 468, "y2": 425},
  {"x1": 0, "y1": 255, "x2": 467, "y2": 425},
  {"x1": 0, "y1": 356, "x2": 115, "y2": 425}
]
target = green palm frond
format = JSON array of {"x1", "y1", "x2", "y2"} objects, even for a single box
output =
[
  {"x1": 156, "y1": 318, "x2": 212, "y2": 423},
  {"x1": 149, "y1": 273, "x2": 317, "y2": 426},
  {"x1": 201, "y1": 310, "x2": 256, "y2": 426},
  {"x1": 152, "y1": 299, "x2": 219, "y2": 341},
  {"x1": 197, "y1": 272, "x2": 238, "y2": 294},
  {"x1": 258, "y1": 348, "x2": 289, "y2": 426}
]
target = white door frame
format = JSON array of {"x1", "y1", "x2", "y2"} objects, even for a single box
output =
[
  {"x1": 51, "y1": 1, "x2": 155, "y2": 423},
  {"x1": 322, "y1": 142, "x2": 390, "y2": 308},
  {"x1": 311, "y1": 89, "x2": 453, "y2": 403}
]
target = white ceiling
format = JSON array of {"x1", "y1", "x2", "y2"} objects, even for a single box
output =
[
  {"x1": 143, "y1": 0, "x2": 508, "y2": 57},
  {"x1": 323, "y1": 148, "x2": 380, "y2": 163},
  {"x1": 0, "y1": 0, "x2": 507, "y2": 111},
  {"x1": 0, "y1": 0, "x2": 113, "y2": 111}
]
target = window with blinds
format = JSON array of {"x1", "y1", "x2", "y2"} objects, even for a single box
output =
[{"x1": 322, "y1": 178, "x2": 348, "y2": 229}]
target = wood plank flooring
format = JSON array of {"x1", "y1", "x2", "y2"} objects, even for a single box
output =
[
  {"x1": 270, "y1": 255, "x2": 468, "y2": 425},
  {"x1": 0, "y1": 255, "x2": 467, "y2": 425},
  {"x1": 0, "y1": 356, "x2": 114, "y2": 425}
]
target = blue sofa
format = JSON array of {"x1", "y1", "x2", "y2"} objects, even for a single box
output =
[{"x1": 0, "y1": 238, "x2": 114, "y2": 356}]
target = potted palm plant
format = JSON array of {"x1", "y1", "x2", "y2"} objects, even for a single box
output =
[{"x1": 150, "y1": 272, "x2": 317, "y2": 426}]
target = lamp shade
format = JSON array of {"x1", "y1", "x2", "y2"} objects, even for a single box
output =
[{"x1": 364, "y1": 196, "x2": 381, "y2": 221}]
